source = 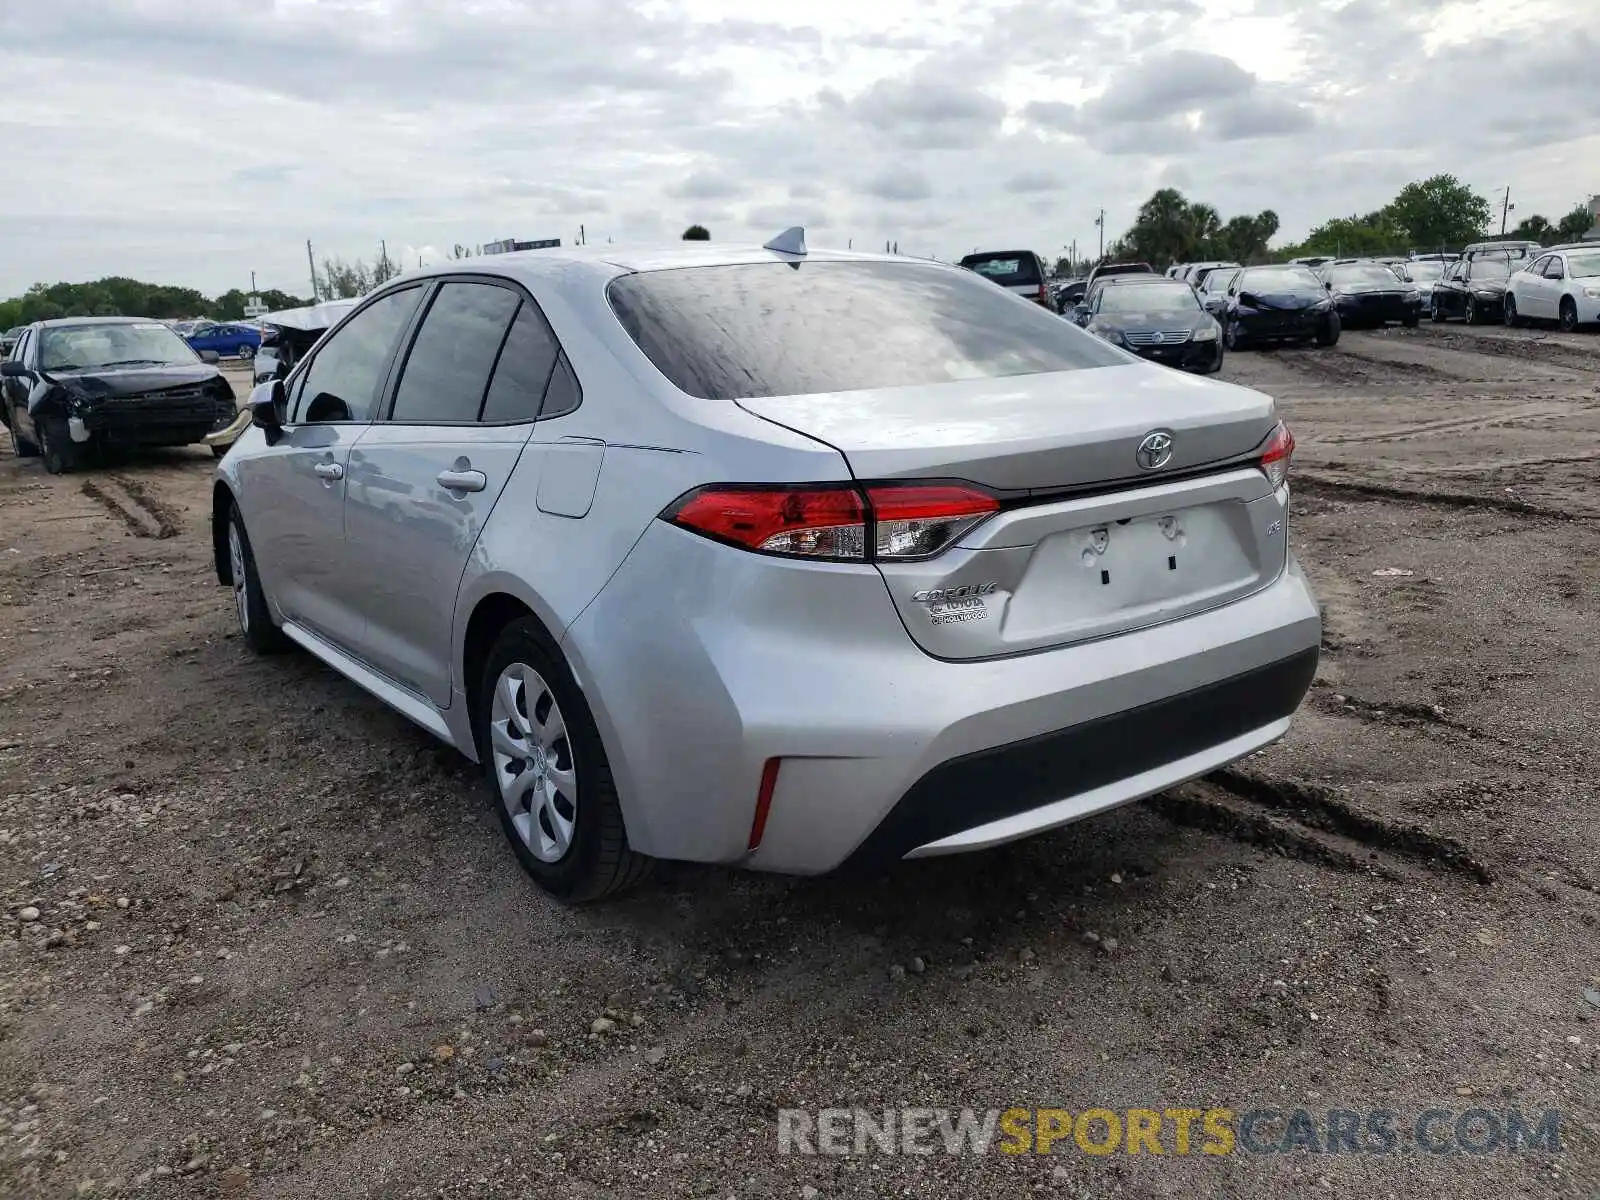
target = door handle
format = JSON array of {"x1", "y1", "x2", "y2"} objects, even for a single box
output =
[
  {"x1": 313, "y1": 462, "x2": 344, "y2": 481},
  {"x1": 437, "y1": 469, "x2": 487, "y2": 493}
]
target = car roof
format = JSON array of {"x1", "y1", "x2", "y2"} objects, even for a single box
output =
[{"x1": 395, "y1": 241, "x2": 941, "y2": 293}]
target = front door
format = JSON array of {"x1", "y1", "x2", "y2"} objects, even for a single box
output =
[
  {"x1": 233, "y1": 284, "x2": 425, "y2": 654},
  {"x1": 343, "y1": 280, "x2": 561, "y2": 706}
]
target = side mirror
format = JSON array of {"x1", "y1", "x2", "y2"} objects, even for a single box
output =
[
  {"x1": 199, "y1": 349, "x2": 221, "y2": 364},
  {"x1": 0, "y1": 361, "x2": 30, "y2": 378},
  {"x1": 249, "y1": 380, "x2": 286, "y2": 445},
  {"x1": 1070, "y1": 304, "x2": 1090, "y2": 325}
]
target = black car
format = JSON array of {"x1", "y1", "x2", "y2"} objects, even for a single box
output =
[
  {"x1": 1074, "y1": 278, "x2": 1223, "y2": 373},
  {"x1": 1084, "y1": 260, "x2": 1155, "y2": 292},
  {"x1": 1050, "y1": 277, "x2": 1087, "y2": 314},
  {"x1": 1205, "y1": 265, "x2": 1340, "y2": 350},
  {"x1": 0, "y1": 317, "x2": 242, "y2": 473},
  {"x1": 957, "y1": 250, "x2": 1053, "y2": 307},
  {"x1": 1430, "y1": 253, "x2": 1516, "y2": 324},
  {"x1": 1319, "y1": 262, "x2": 1426, "y2": 328}
]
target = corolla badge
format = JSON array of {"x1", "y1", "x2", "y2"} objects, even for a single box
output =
[{"x1": 1136, "y1": 430, "x2": 1175, "y2": 471}]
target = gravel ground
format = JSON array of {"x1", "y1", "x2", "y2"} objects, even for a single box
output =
[{"x1": 0, "y1": 328, "x2": 1596, "y2": 1199}]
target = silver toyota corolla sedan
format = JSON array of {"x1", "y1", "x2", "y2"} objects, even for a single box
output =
[{"x1": 211, "y1": 232, "x2": 1320, "y2": 901}]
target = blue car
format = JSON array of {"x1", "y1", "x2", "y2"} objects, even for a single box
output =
[{"x1": 186, "y1": 322, "x2": 261, "y2": 360}]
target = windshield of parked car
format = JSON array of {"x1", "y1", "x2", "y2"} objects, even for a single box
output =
[
  {"x1": 1328, "y1": 264, "x2": 1406, "y2": 288},
  {"x1": 959, "y1": 254, "x2": 1041, "y2": 287},
  {"x1": 1098, "y1": 283, "x2": 1200, "y2": 314},
  {"x1": 1563, "y1": 252, "x2": 1600, "y2": 279},
  {"x1": 37, "y1": 322, "x2": 199, "y2": 371},
  {"x1": 609, "y1": 261, "x2": 1127, "y2": 401},
  {"x1": 1404, "y1": 260, "x2": 1447, "y2": 283},
  {"x1": 1239, "y1": 267, "x2": 1323, "y2": 295},
  {"x1": 1468, "y1": 255, "x2": 1515, "y2": 279}
]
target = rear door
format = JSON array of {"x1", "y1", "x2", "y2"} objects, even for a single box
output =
[{"x1": 341, "y1": 278, "x2": 553, "y2": 706}]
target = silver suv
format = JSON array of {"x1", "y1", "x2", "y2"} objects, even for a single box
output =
[{"x1": 212, "y1": 235, "x2": 1321, "y2": 901}]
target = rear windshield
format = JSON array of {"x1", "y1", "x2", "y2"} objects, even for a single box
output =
[
  {"x1": 608, "y1": 261, "x2": 1126, "y2": 401},
  {"x1": 958, "y1": 253, "x2": 1042, "y2": 287}
]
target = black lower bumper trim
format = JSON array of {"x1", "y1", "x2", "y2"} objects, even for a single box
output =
[{"x1": 841, "y1": 647, "x2": 1319, "y2": 870}]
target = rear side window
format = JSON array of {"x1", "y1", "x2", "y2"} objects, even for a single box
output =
[
  {"x1": 293, "y1": 286, "x2": 423, "y2": 423},
  {"x1": 480, "y1": 301, "x2": 562, "y2": 423},
  {"x1": 959, "y1": 254, "x2": 1042, "y2": 287},
  {"x1": 390, "y1": 282, "x2": 520, "y2": 423},
  {"x1": 608, "y1": 261, "x2": 1124, "y2": 402}
]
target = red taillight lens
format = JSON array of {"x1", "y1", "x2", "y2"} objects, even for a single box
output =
[
  {"x1": 1037, "y1": 283, "x2": 1049, "y2": 304},
  {"x1": 1260, "y1": 421, "x2": 1295, "y2": 489},
  {"x1": 664, "y1": 482, "x2": 999, "y2": 561}
]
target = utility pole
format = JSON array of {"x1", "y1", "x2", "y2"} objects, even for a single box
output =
[
  {"x1": 250, "y1": 270, "x2": 257, "y2": 294},
  {"x1": 579, "y1": 224, "x2": 585, "y2": 246},
  {"x1": 306, "y1": 240, "x2": 318, "y2": 301},
  {"x1": 1094, "y1": 209, "x2": 1105, "y2": 262},
  {"x1": 1498, "y1": 186, "x2": 1513, "y2": 235}
]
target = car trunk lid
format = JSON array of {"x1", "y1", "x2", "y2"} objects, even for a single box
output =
[{"x1": 736, "y1": 366, "x2": 1288, "y2": 659}]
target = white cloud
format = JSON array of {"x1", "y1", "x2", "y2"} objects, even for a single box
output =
[{"x1": 0, "y1": 0, "x2": 1594, "y2": 297}]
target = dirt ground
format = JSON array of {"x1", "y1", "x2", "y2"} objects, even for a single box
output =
[{"x1": 0, "y1": 328, "x2": 1597, "y2": 1199}]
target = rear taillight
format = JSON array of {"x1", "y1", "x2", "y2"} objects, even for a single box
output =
[
  {"x1": 663, "y1": 482, "x2": 1000, "y2": 562},
  {"x1": 1037, "y1": 283, "x2": 1049, "y2": 304},
  {"x1": 1260, "y1": 421, "x2": 1295, "y2": 489}
]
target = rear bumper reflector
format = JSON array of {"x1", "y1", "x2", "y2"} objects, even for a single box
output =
[{"x1": 748, "y1": 758, "x2": 782, "y2": 851}]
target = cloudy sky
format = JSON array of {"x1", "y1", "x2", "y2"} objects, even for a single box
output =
[{"x1": 0, "y1": 0, "x2": 1594, "y2": 299}]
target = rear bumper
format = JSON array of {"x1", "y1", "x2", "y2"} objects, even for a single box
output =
[{"x1": 565, "y1": 521, "x2": 1322, "y2": 875}]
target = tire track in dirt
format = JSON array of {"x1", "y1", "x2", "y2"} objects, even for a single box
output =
[
  {"x1": 1294, "y1": 471, "x2": 1586, "y2": 522},
  {"x1": 1153, "y1": 769, "x2": 1496, "y2": 885},
  {"x1": 1318, "y1": 404, "x2": 1579, "y2": 445},
  {"x1": 1405, "y1": 327, "x2": 1600, "y2": 374},
  {"x1": 79, "y1": 475, "x2": 182, "y2": 539}
]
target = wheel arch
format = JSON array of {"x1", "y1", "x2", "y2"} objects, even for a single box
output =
[{"x1": 211, "y1": 482, "x2": 236, "y2": 586}]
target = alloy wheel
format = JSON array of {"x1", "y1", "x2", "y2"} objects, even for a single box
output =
[
  {"x1": 489, "y1": 662, "x2": 578, "y2": 863},
  {"x1": 1559, "y1": 300, "x2": 1578, "y2": 333},
  {"x1": 227, "y1": 521, "x2": 249, "y2": 634}
]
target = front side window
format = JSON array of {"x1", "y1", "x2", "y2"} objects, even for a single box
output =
[
  {"x1": 1544, "y1": 258, "x2": 1566, "y2": 279},
  {"x1": 389, "y1": 282, "x2": 521, "y2": 424},
  {"x1": 292, "y1": 286, "x2": 423, "y2": 423},
  {"x1": 609, "y1": 260, "x2": 1125, "y2": 402}
]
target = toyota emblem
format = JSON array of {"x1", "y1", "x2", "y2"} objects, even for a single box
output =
[{"x1": 1136, "y1": 430, "x2": 1175, "y2": 471}]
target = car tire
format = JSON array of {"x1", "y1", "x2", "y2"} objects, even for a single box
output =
[
  {"x1": 1207, "y1": 346, "x2": 1224, "y2": 374},
  {"x1": 1223, "y1": 321, "x2": 1247, "y2": 351},
  {"x1": 37, "y1": 417, "x2": 82, "y2": 475},
  {"x1": 237, "y1": 345, "x2": 255, "y2": 360},
  {"x1": 1315, "y1": 315, "x2": 1341, "y2": 348},
  {"x1": 7, "y1": 403, "x2": 40, "y2": 457},
  {"x1": 1464, "y1": 300, "x2": 1480, "y2": 325},
  {"x1": 1558, "y1": 298, "x2": 1579, "y2": 333},
  {"x1": 226, "y1": 506, "x2": 291, "y2": 655},
  {"x1": 475, "y1": 617, "x2": 652, "y2": 903},
  {"x1": 1429, "y1": 301, "x2": 1444, "y2": 323},
  {"x1": 1503, "y1": 294, "x2": 1523, "y2": 328}
]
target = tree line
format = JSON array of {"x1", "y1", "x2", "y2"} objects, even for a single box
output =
[
  {"x1": 0, "y1": 278, "x2": 311, "y2": 330},
  {"x1": 1077, "y1": 175, "x2": 1593, "y2": 272}
]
